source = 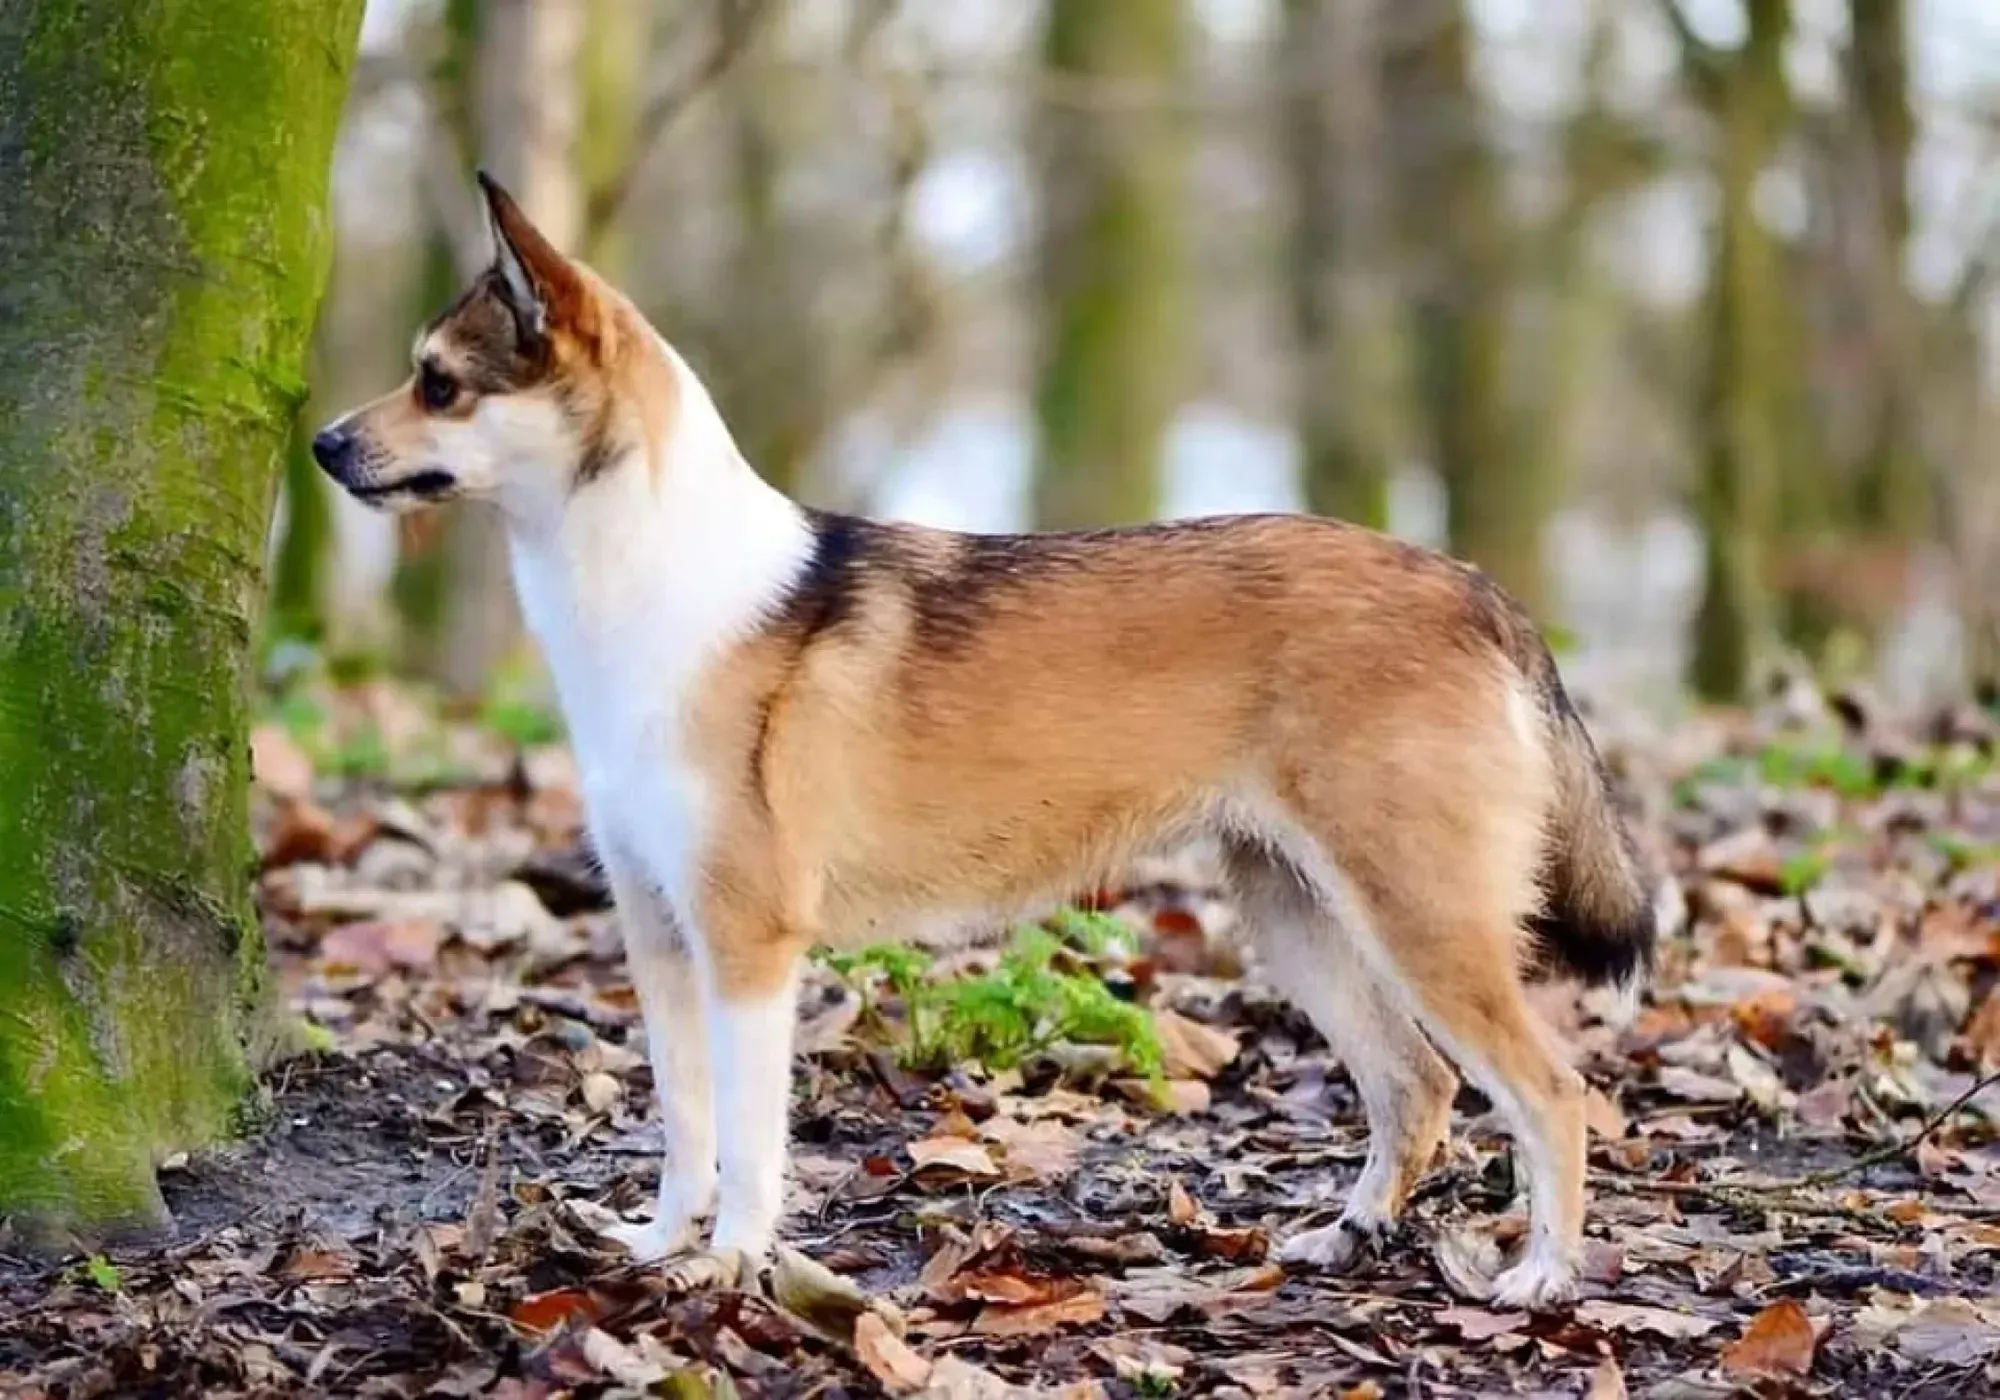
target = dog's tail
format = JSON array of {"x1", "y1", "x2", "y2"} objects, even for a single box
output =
[{"x1": 1521, "y1": 657, "x2": 1658, "y2": 997}]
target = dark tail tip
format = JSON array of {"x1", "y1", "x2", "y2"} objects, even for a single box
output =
[{"x1": 1528, "y1": 902, "x2": 1657, "y2": 991}]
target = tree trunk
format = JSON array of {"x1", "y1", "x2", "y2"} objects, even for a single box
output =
[
  {"x1": 1280, "y1": 0, "x2": 1398, "y2": 529},
  {"x1": 1847, "y1": 0, "x2": 1928, "y2": 544},
  {"x1": 1031, "y1": 0, "x2": 1188, "y2": 530},
  {"x1": 1382, "y1": 2, "x2": 1544, "y2": 616},
  {"x1": 0, "y1": 0, "x2": 363, "y2": 1239},
  {"x1": 270, "y1": 341, "x2": 337, "y2": 644},
  {"x1": 1686, "y1": 0, "x2": 1793, "y2": 700}
]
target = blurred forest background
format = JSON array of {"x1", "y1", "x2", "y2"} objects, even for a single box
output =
[{"x1": 274, "y1": 0, "x2": 2000, "y2": 718}]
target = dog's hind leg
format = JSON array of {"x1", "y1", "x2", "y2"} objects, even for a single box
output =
[{"x1": 1226, "y1": 841, "x2": 1457, "y2": 1271}]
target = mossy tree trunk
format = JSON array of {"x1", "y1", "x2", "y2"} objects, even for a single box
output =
[
  {"x1": 0, "y1": 0, "x2": 364, "y2": 1240},
  {"x1": 1382, "y1": 4, "x2": 1545, "y2": 618},
  {"x1": 269, "y1": 342, "x2": 338, "y2": 645},
  {"x1": 1669, "y1": 0, "x2": 1794, "y2": 699},
  {"x1": 1280, "y1": 0, "x2": 1398, "y2": 529},
  {"x1": 1032, "y1": 0, "x2": 1189, "y2": 529}
]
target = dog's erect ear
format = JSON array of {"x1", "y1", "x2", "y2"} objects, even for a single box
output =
[{"x1": 476, "y1": 169, "x2": 583, "y2": 342}]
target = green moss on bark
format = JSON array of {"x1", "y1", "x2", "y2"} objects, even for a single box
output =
[{"x1": 0, "y1": 0, "x2": 364, "y2": 1240}]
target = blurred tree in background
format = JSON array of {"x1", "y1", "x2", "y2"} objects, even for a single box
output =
[
  {"x1": 281, "y1": 0, "x2": 2000, "y2": 711},
  {"x1": 1032, "y1": 0, "x2": 1189, "y2": 529}
]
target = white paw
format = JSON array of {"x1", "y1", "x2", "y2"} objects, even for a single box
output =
[
  {"x1": 1277, "y1": 1219, "x2": 1375, "y2": 1273},
  {"x1": 602, "y1": 1212, "x2": 702, "y2": 1264},
  {"x1": 1490, "y1": 1251, "x2": 1577, "y2": 1311}
]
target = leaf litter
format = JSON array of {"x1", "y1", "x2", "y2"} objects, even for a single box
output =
[{"x1": 3, "y1": 677, "x2": 2000, "y2": 1396}]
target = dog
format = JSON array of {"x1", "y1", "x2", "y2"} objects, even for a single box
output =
[{"x1": 312, "y1": 172, "x2": 1657, "y2": 1310}]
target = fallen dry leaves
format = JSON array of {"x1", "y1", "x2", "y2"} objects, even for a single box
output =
[{"x1": 6, "y1": 676, "x2": 2000, "y2": 1396}]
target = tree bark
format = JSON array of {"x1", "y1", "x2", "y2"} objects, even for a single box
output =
[
  {"x1": 1031, "y1": 0, "x2": 1189, "y2": 530},
  {"x1": 0, "y1": 0, "x2": 364, "y2": 1238},
  {"x1": 1280, "y1": 0, "x2": 1398, "y2": 529},
  {"x1": 1847, "y1": 0, "x2": 1929, "y2": 541},
  {"x1": 1684, "y1": 0, "x2": 1793, "y2": 700},
  {"x1": 1382, "y1": 2, "x2": 1544, "y2": 617}
]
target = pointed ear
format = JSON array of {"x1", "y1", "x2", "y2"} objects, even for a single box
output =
[{"x1": 476, "y1": 169, "x2": 582, "y2": 342}]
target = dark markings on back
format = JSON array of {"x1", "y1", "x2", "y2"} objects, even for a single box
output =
[
  {"x1": 905, "y1": 515, "x2": 1275, "y2": 656},
  {"x1": 773, "y1": 510, "x2": 879, "y2": 642}
]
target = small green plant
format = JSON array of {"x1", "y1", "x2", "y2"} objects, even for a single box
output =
[
  {"x1": 1926, "y1": 830, "x2": 2000, "y2": 872},
  {"x1": 1777, "y1": 848, "x2": 1831, "y2": 896},
  {"x1": 817, "y1": 914, "x2": 1161, "y2": 1080},
  {"x1": 329, "y1": 717, "x2": 392, "y2": 780},
  {"x1": 79, "y1": 1254, "x2": 121, "y2": 1293}
]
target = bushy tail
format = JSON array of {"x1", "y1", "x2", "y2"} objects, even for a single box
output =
[{"x1": 1525, "y1": 671, "x2": 1659, "y2": 994}]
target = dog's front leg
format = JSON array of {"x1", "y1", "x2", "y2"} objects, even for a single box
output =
[
  {"x1": 702, "y1": 944, "x2": 802, "y2": 1265},
  {"x1": 649, "y1": 880, "x2": 805, "y2": 1291},
  {"x1": 598, "y1": 850, "x2": 717, "y2": 1263}
]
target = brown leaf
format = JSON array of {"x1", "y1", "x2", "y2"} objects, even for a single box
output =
[
  {"x1": 1168, "y1": 1178, "x2": 1199, "y2": 1226},
  {"x1": 1721, "y1": 1299, "x2": 1817, "y2": 1379},
  {"x1": 263, "y1": 800, "x2": 337, "y2": 869},
  {"x1": 908, "y1": 1135, "x2": 1000, "y2": 1178},
  {"x1": 275, "y1": 1246, "x2": 356, "y2": 1281},
  {"x1": 769, "y1": 1243, "x2": 888, "y2": 1345},
  {"x1": 319, "y1": 918, "x2": 444, "y2": 976},
  {"x1": 944, "y1": 1266, "x2": 1088, "y2": 1309},
  {"x1": 854, "y1": 1312, "x2": 932, "y2": 1395},
  {"x1": 1731, "y1": 987, "x2": 1799, "y2": 1051},
  {"x1": 1586, "y1": 1357, "x2": 1628, "y2": 1400},
  {"x1": 1191, "y1": 1225, "x2": 1268, "y2": 1262},
  {"x1": 974, "y1": 1288, "x2": 1106, "y2": 1337},
  {"x1": 1965, "y1": 990, "x2": 2000, "y2": 1068},
  {"x1": 979, "y1": 1115, "x2": 1080, "y2": 1182},
  {"x1": 1576, "y1": 1299, "x2": 1722, "y2": 1340},
  {"x1": 1153, "y1": 1009, "x2": 1240, "y2": 1079},
  {"x1": 1437, "y1": 1306, "x2": 1531, "y2": 1342},
  {"x1": 1891, "y1": 1297, "x2": 2000, "y2": 1365},
  {"x1": 509, "y1": 1288, "x2": 602, "y2": 1336}
]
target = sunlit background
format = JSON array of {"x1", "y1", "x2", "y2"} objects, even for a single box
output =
[{"x1": 278, "y1": 0, "x2": 2000, "y2": 717}]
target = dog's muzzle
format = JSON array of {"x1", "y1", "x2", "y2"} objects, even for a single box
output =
[{"x1": 309, "y1": 425, "x2": 457, "y2": 505}]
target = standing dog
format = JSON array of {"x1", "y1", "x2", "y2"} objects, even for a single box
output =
[{"x1": 312, "y1": 173, "x2": 1655, "y2": 1309}]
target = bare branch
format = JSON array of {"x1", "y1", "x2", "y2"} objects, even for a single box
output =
[
  {"x1": 1650, "y1": 0, "x2": 1727, "y2": 109},
  {"x1": 582, "y1": 0, "x2": 775, "y2": 243}
]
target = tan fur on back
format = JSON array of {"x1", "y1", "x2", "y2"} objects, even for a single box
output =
[{"x1": 680, "y1": 514, "x2": 1551, "y2": 995}]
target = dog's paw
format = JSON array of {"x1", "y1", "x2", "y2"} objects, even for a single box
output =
[
  {"x1": 601, "y1": 1212, "x2": 702, "y2": 1264},
  {"x1": 1489, "y1": 1251, "x2": 1577, "y2": 1312},
  {"x1": 1276, "y1": 1218, "x2": 1381, "y2": 1273}
]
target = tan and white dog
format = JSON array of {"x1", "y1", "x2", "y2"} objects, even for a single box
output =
[{"x1": 312, "y1": 173, "x2": 1657, "y2": 1310}]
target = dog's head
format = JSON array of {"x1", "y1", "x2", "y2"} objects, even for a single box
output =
[{"x1": 312, "y1": 172, "x2": 663, "y2": 516}]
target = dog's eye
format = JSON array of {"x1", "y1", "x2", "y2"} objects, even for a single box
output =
[{"x1": 419, "y1": 365, "x2": 456, "y2": 412}]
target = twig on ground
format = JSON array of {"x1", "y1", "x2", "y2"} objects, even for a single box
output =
[
  {"x1": 1599, "y1": 1067, "x2": 2000, "y2": 1217},
  {"x1": 1790, "y1": 1067, "x2": 2000, "y2": 1189}
]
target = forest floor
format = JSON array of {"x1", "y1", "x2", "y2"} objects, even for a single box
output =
[{"x1": 5, "y1": 664, "x2": 2000, "y2": 1399}]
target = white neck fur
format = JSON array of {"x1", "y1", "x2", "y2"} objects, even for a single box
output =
[{"x1": 503, "y1": 339, "x2": 813, "y2": 738}]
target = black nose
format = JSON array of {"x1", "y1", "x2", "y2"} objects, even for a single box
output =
[{"x1": 311, "y1": 426, "x2": 354, "y2": 476}]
